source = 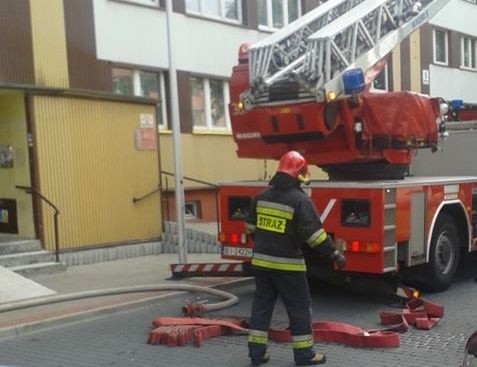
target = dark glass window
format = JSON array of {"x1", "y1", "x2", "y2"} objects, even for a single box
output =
[{"x1": 341, "y1": 199, "x2": 370, "y2": 227}]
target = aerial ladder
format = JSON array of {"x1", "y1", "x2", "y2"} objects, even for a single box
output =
[
  {"x1": 243, "y1": 0, "x2": 450, "y2": 108},
  {"x1": 229, "y1": 0, "x2": 451, "y2": 180}
]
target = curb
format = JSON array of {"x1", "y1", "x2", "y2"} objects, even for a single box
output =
[{"x1": 0, "y1": 277, "x2": 254, "y2": 341}]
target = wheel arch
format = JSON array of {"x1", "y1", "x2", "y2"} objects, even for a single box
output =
[{"x1": 426, "y1": 200, "x2": 470, "y2": 263}]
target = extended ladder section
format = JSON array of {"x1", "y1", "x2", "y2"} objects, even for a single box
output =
[
  {"x1": 248, "y1": 0, "x2": 366, "y2": 89},
  {"x1": 245, "y1": 0, "x2": 449, "y2": 106},
  {"x1": 303, "y1": 0, "x2": 449, "y2": 101}
]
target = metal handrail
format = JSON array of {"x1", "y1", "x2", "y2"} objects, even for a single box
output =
[
  {"x1": 15, "y1": 185, "x2": 60, "y2": 262},
  {"x1": 160, "y1": 171, "x2": 218, "y2": 188},
  {"x1": 133, "y1": 173, "x2": 220, "y2": 234},
  {"x1": 132, "y1": 185, "x2": 161, "y2": 203},
  {"x1": 160, "y1": 171, "x2": 220, "y2": 235}
]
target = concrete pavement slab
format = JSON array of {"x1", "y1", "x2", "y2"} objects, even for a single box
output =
[{"x1": 0, "y1": 266, "x2": 56, "y2": 304}]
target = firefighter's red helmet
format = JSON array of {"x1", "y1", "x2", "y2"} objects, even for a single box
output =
[{"x1": 277, "y1": 151, "x2": 309, "y2": 178}]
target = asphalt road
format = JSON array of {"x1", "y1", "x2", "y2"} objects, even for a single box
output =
[{"x1": 1, "y1": 256, "x2": 477, "y2": 367}]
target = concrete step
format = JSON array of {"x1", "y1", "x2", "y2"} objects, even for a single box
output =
[
  {"x1": 9, "y1": 262, "x2": 68, "y2": 278},
  {"x1": 0, "y1": 250, "x2": 56, "y2": 267},
  {"x1": 0, "y1": 239, "x2": 42, "y2": 255}
]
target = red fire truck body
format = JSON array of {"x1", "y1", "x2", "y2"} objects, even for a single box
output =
[
  {"x1": 218, "y1": 176, "x2": 477, "y2": 291},
  {"x1": 212, "y1": 0, "x2": 477, "y2": 292},
  {"x1": 172, "y1": 0, "x2": 477, "y2": 292}
]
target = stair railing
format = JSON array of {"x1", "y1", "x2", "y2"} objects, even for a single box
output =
[{"x1": 15, "y1": 185, "x2": 60, "y2": 262}]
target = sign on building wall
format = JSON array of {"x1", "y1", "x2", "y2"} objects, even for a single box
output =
[
  {"x1": 422, "y1": 69, "x2": 429, "y2": 85},
  {"x1": 135, "y1": 128, "x2": 157, "y2": 150},
  {"x1": 0, "y1": 145, "x2": 13, "y2": 168},
  {"x1": 140, "y1": 113, "x2": 155, "y2": 128},
  {"x1": 135, "y1": 113, "x2": 157, "y2": 150}
]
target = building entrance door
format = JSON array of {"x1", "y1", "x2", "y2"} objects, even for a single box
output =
[{"x1": 0, "y1": 91, "x2": 35, "y2": 239}]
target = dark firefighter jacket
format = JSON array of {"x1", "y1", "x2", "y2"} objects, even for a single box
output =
[{"x1": 245, "y1": 173, "x2": 335, "y2": 272}]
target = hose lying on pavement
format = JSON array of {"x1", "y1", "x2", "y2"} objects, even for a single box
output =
[{"x1": 0, "y1": 284, "x2": 239, "y2": 315}]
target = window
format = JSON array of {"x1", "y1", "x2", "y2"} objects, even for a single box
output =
[
  {"x1": 371, "y1": 65, "x2": 389, "y2": 92},
  {"x1": 112, "y1": 68, "x2": 168, "y2": 129},
  {"x1": 461, "y1": 35, "x2": 477, "y2": 69},
  {"x1": 191, "y1": 77, "x2": 206, "y2": 127},
  {"x1": 341, "y1": 199, "x2": 371, "y2": 227},
  {"x1": 209, "y1": 79, "x2": 226, "y2": 127},
  {"x1": 139, "y1": 71, "x2": 160, "y2": 99},
  {"x1": 117, "y1": 0, "x2": 159, "y2": 7},
  {"x1": 190, "y1": 76, "x2": 230, "y2": 132},
  {"x1": 185, "y1": 201, "x2": 201, "y2": 219},
  {"x1": 186, "y1": 0, "x2": 241, "y2": 23},
  {"x1": 258, "y1": 0, "x2": 301, "y2": 30},
  {"x1": 112, "y1": 68, "x2": 134, "y2": 95},
  {"x1": 433, "y1": 29, "x2": 448, "y2": 65},
  {"x1": 228, "y1": 196, "x2": 251, "y2": 221}
]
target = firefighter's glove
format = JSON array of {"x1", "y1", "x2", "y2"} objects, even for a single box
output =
[{"x1": 330, "y1": 250, "x2": 346, "y2": 269}]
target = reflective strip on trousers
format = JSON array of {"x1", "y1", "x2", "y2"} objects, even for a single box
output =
[
  {"x1": 292, "y1": 334, "x2": 314, "y2": 349},
  {"x1": 248, "y1": 329, "x2": 268, "y2": 344}
]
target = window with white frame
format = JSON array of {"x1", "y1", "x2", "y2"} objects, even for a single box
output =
[
  {"x1": 186, "y1": 0, "x2": 241, "y2": 23},
  {"x1": 112, "y1": 68, "x2": 168, "y2": 129},
  {"x1": 433, "y1": 29, "x2": 448, "y2": 65},
  {"x1": 258, "y1": 0, "x2": 301, "y2": 30},
  {"x1": 185, "y1": 201, "x2": 201, "y2": 219},
  {"x1": 190, "y1": 76, "x2": 230, "y2": 132},
  {"x1": 461, "y1": 35, "x2": 477, "y2": 69},
  {"x1": 116, "y1": 0, "x2": 159, "y2": 7}
]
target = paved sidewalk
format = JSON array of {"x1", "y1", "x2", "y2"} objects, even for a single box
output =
[{"x1": 0, "y1": 253, "x2": 252, "y2": 340}]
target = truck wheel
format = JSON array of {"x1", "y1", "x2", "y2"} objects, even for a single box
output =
[{"x1": 424, "y1": 213, "x2": 460, "y2": 292}]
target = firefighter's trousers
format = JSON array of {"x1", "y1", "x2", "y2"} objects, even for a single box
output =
[{"x1": 248, "y1": 267, "x2": 316, "y2": 364}]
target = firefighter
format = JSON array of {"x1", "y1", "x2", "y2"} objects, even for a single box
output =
[{"x1": 245, "y1": 150, "x2": 346, "y2": 366}]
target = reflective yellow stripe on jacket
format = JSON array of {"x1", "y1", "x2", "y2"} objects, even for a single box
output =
[
  {"x1": 252, "y1": 253, "x2": 307, "y2": 272},
  {"x1": 306, "y1": 228, "x2": 327, "y2": 249},
  {"x1": 256, "y1": 200, "x2": 294, "y2": 219}
]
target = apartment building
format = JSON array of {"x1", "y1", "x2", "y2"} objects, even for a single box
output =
[
  {"x1": 89, "y1": 0, "x2": 331, "y2": 224},
  {"x1": 0, "y1": 0, "x2": 476, "y2": 252},
  {"x1": 0, "y1": 0, "x2": 317, "y2": 251}
]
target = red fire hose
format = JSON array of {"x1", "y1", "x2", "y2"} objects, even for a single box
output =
[{"x1": 149, "y1": 296, "x2": 444, "y2": 348}]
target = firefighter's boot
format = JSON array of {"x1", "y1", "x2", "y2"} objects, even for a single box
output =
[
  {"x1": 295, "y1": 353, "x2": 326, "y2": 366},
  {"x1": 251, "y1": 352, "x2": 270, "y2": 366}
]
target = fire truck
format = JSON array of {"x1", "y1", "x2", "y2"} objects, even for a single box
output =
[{"x1": 173, "y1": 0, "x2": 477, "y2": 292}]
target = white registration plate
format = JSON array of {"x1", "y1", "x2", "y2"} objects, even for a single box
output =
[{"x1": 222, "y1": 246, "x2": 253, "y2": 258}]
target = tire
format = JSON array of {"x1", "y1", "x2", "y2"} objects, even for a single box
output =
[{"x1": 423, "y1": 213, "x2": 460, "y2": 292}]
